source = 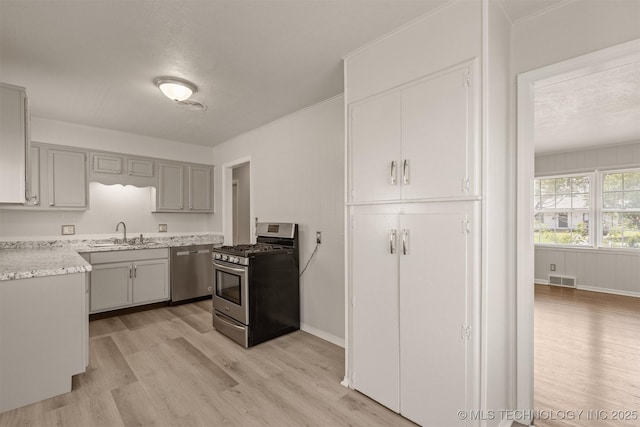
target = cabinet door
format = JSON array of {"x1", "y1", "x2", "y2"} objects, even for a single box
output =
[
  {"x1": 132, "y1": 259, "x2": 169, "y2": 304},
  {"x1": 157, "y1": 163, "x2": 184, "y2": 211},
  {"x1": 349, "y1": 92, "x2": 402, "y2": 203},
  {"x1": 128, "y1": 158, "x2": 154, "y2": 177},
  {"x1": 90, "y1": 262, "x2": 132, "y2": 313},
  {"x1": 48, "y1": 149, "x2": 87, "y2": 208},
  {"x1": 92, "y1": 153, "x2": 123, "y2": 174},
  {"x1": 188, "y1": 166, "x2": 213, "y2": 211},
  {"x1": 351, "y1": 211, "x2": 400, "y2": 412},
  {"x1": 399, "y1": 205, "x2": 478, "y2": 426},
  {"x1": 0, "y1": 83, "x2": 27, "y2": 203},
  {"x1": 401, "y1": 63, "x2": 477, "y2": 200},
  {"x1": 28, "y1": 145, "x2": 40, "y2": 205}
]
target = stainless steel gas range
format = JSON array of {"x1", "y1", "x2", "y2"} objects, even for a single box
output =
[{"x1": 211, "y1": 222, "x2": 300, "y2": 347}]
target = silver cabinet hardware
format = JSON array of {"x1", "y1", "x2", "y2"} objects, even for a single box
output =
[
  {"x1": 390, "y1": 160, "x2": 397, "y2": 185},
  {"x1": 129, "y1": 266, "x2": 132, "y2": 279},
  {"x1": 133, "y1": 265, "x2": 137, "y2": 278},
  {"x1": 390, "y1": 229, "x2": 397, "y2": 254},
  {"x1": 402, "y1": 159, "x2": 410, "y2": 185},
  {"x1": 402, "y1": 229, "x2": 409, "y2": 255}
]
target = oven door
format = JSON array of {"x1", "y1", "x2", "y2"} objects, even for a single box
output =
[{"x1": 212, "y1": 260, "x2": 249, "y2": 325}]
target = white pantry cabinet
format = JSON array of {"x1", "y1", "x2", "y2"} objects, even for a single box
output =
[
  {"x1": 88, "y1": 249, "x2": 169, "y2": 314},
  {"x1": 0, "y1": 83, "x2": 29, "y2": 204},
  {"x1": 349, "y1": 60, "x2": 479, "y2": 204},
  {"x1": 351, "y1": 202, "x2": 479, "y2": 426}
]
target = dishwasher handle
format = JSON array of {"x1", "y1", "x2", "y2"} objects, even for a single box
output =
[{"x1": 175, "y1": 249, "x2": 211, "y2": 256}]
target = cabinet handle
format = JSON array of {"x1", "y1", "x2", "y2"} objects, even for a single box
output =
[
  {"x1": 402, "y1": 229, "x2": 409, "y2": 255},
  {"x1": 117, "y1": 170, "x2": 122, "y2": 174},
  {"x1": 128, "y1": 171, "x2": 133, "y2": 175},
  {"x1": 129, "y1": 266, "x2": 132, "y2": 279},
  {"x1": 133, "y1": 265, "x2": 137, "y2": 278},
  {"x1": 390, "y1": 161, "x2": 397, "y2": 185},
  {"x1": 402, "y1": 160, "x2": 409, "y2": 185},
  {"x1": 390, "y1": 229, "x2": 397, "y2": 254},
  {"x1": 49, "y1": 202, "x2": 54, "y2": 206}
]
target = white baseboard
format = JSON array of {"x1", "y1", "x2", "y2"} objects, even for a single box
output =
[
  {"x1": 300, "y1": 323, "x2": 345, "y2": 348},
  {"x1": 535, "y1": 281, "x2": 640, "y2": 299},
  {"x1": 577, "y1": 285, "x2": 640, "y2": 299}
]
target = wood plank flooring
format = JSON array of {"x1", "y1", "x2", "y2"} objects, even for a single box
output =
[
  {"x1": 0, "y1": 300, "x2": 415, "y2": 427},
  {"x1": 534, "y1": 285, "x2": 640, "y2": 427}
]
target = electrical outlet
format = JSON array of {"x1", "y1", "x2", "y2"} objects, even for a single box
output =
[
  {"x1": 61, "y1": 225, "x2": 75, "y2": 235},
  {"x1": 316, "y1": 231, "x2": 322, "y2": 244},
  {"x1": 550, "y1": 264, "x2": 556, "y2": 272},
  {"x1": 158, "y1": 224, "x2": 168, "y2": 232}
]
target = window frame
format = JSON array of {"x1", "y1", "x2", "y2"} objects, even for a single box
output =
[
  {"x1": 533, "y1": 167, "x2": 640, "y2": 251},
  {"x1": 598, "y1": 167, "x2": 640, "y2": 249},
  {"x1": 533, "y1": 172, "x2": 594, "y2": 248}
]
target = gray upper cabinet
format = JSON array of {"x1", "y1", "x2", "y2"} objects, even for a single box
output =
[
  {"x1": 154, "y1": 162, "x2": 213, "y2": 213},
  {"x1": 92, "y1": 153, "x2": 122, "y2": 174},
  {"x1": 90, "y1": 152, "x2": 155, "y2": 187},
  {"x1": 48, "y1": 149, "x2": 87, "y2": 208},
  {"x1": 156, "y1": 163, "x2": 185, "y2": 211},
  {"x1": 188, "y1": 166, "x2": 213, "y2": 211},
  {"x1": 0, "y1": 83, "x2": 29, "y2": 203},
  {"x1": 127, "y1": 158, "x2": 153, "y2": 177}
]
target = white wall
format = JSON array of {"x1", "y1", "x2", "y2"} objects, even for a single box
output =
[
  {"x1": 536, "y1": 141, "x2": 640, "y2": 175},
  {"x1": 534, "y1": 142, "x2": 640, "y2": 297},
  {"x1": 512, "y1": 0, "x2": 640, "y2": 75},
  {"x1": 512, "y1": 0, "x2": 640, "y2": 414},
  {"x1": 0, "y1": 118, "x2": 215, "y2": 240},
  {"x1": 211, "y1": 96, "x2": 345, "y2": 345},
  {"x1": 483, "y1": 0, "x2": 514, "y2": 421},
  {"x1": 232, "y1": 163, "x2": 251, "y2": 245}
]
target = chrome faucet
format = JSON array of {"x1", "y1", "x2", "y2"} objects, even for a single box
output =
[{"x1": 115, "y1": 221, "x2": 127, "y2": 243}]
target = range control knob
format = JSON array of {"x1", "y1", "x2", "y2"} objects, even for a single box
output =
[
  {"x1": 222, "y1": 255, "x2": 228, "y2": 261},
  {"x1": 214, "y1": 254, "x2": 221, "y2": 260}
]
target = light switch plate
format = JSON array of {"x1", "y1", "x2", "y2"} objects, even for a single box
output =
[
  {"x1": 158, "y1": 224, "x2": 168, "y2": 232},
  {"x1": 61, "y1": 225, "x2": 75, "y2": 235}
]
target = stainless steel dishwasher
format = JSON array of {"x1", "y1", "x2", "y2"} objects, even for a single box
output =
[{"x1": 170, "y1": 244, "x2": 214, "y2": 303}]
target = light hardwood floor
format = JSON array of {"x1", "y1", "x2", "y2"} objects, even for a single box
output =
[
  {"x1": 534, "y1": 285, "x2": 640, "y2": 427},
  {"x1": 0, "y1": 300, "x2": 416, "y2": 427}
]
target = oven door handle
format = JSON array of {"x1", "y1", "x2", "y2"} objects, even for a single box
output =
[
  {"x1": 214, "y1": 312, "x2": 246, "y2": 331},
  {"x1": 212, "y1": 261, "x2": 247, "y2": 274}
]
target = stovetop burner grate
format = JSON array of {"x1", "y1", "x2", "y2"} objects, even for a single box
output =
[{"x1": 216, "y1": 243, "x2": 287, "y2": 256}]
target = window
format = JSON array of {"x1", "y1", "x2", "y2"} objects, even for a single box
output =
[
  {"x1": 533, "y1": 168, "x2": 640, "y2": 250},
  {"x1": 601, "y1": 170, "x2": 640, "y2": 248},
  {"x1": 533, "y1": 175, "x2": 591, "y2": 246}
]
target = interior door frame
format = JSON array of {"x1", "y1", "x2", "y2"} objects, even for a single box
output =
[
  {"x1": 222, "y1": 157, "x2": 252, "y2": 246},
  {"x1": 516, "y1": 38, "x2": 640, "y2": 419}
]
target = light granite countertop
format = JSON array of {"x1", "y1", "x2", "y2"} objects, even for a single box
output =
[{"x1": 0, "y1": 234, "x2": 223, "y2": 281}]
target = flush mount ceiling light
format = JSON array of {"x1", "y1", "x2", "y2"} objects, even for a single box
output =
[{"x1": 153, "y1": 77, "x2": 197, "y2": 102}]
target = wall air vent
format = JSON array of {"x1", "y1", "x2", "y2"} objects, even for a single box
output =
[{"x1": 549, "y1": 275, "x2": 576, "y2": 287}]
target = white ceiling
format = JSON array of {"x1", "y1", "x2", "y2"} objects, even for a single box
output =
[
  {"x1": 0, "y1": 0, "x2": 563, "y2": 148},
  {"x1": 534, "y1": 60, "x2": 640, "y2": 153}
]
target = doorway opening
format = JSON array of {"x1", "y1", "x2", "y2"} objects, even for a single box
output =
[
  {"x1": 222, "y1": 157, "x2": 252, "y2": 246},
  {"x1": 516, "y1": 39, "x2": 640, "y2": 421}
]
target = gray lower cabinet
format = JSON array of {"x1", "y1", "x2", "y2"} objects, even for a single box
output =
[{"x1": 88, "y1": 249, "x2": 169, "y2": 314}]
